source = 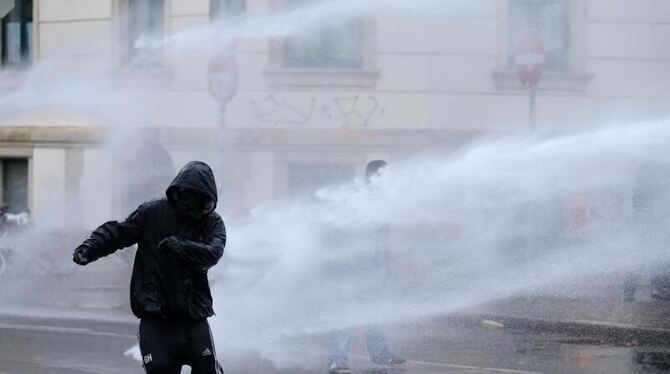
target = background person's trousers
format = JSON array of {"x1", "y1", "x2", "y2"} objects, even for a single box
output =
[
  {"x1": 139, "y1": 318, "x2": 224, "y2": 374},
  {"x1": 328, "y1": 327, "x2": 394, "y2": 366}
]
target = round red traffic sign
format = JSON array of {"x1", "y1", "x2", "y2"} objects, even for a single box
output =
[
  {"x1": 207, "y1": 48, "x2": 239, "y2": 104},
  {"x1": 514, "y1": 28, "x2": 545, "y2": 87}
]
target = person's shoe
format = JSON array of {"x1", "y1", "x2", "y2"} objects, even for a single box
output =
[
  {"x1": 371, "y1": 354, "x2": 406, "y2": 366},
  {"x1": 329, "y1": 363, "x2": 352, "y2": 374}
]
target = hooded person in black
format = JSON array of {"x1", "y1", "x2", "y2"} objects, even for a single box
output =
[{"x1": 72, "y1": 161, "x2": 225, "y2": 374}]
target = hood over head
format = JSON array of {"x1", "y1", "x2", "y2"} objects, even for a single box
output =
[
  {"x1": 365, "y1": 160, "x2": 387, "y2": 182},
  {"x1": 166, "y1": 161, "x2": 218, "y2": 215}
]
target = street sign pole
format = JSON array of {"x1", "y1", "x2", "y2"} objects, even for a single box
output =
[
  {"x1": 207, "y1": 45, "x2": 239, "y2": 131},
  {"x1": 514, "y1": 28, "x2": 545, "y2": 131},
  {"x1": 207, "y1": 43, "x2": 239, "y2": 184},
  {"x1": 529, "y1": 85, "x2": 537, "y2": 130}
]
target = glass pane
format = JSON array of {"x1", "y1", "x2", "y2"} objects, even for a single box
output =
[
  {"x1": 4, "y1": 22, "x2": 21, "y2": 64},
  {"x1": 284, "y1": 19, "x2": 364, "y2": 69},
  {"x1": 508, "y1": 0, "x2": 570, "y2": 71},
  {"x1": 2, "y1": 0, "x2": 34, "y2": 65},
  {"x1": 283, "y1": 0, "x2": 363, "y2": 69},
  {"x1": 25, "y1": 21, "x2": 32, "y2": 63},
  {"x1": 211, "y1": 0, "x2": 246, "y2": 19},
  {"x1": 128, "y1": 0, "x2": 165, "y2": 68},
  {"x1": 2, "y1": 159, "x2": 28, "y2": 214},
  {"x1": 288, "y1": 163, "x2": 354, "y2": 198}
]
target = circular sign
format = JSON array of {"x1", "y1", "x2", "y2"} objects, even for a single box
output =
[
  {"x1": 514, "y1": 28, "x2": 545, "y2": 87},
  {"x1": 207, "y1": 49, "x2": 239, "y2": 104}
]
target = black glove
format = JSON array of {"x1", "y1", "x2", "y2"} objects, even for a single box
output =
[
  {"x1": 72, "y1": 245, "x2": 92, "y2": 266},
  {"x1": 158, "y1": 236, "x2": 180, "y2": 254}
]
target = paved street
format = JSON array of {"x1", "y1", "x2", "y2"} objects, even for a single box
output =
[
  {"x1": 0, "y1": 315, "x2": 138, "y2": 373},
  {"x1": 1, "y1": 314, "x2": 670, "y2": 373}
]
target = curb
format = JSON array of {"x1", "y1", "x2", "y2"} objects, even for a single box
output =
[
  {"x1": 4, "y1": 307, "x2": 670, "y2": 346},
  {"x1": 452, "y1": 313, "x2": 670, "y2": 345},
  {"x1": 0, "y1": 305, "x2": 136, "y2": 325}
]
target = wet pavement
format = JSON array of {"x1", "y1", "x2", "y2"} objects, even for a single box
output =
[{"x1": 1, "y1": 314, "x2": 670, "y2": 373}]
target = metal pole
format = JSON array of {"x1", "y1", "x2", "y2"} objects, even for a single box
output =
[
  {"x1": 529, "y1": 85, "x2": 537, "y2": 130},
  {"x1": 219, "y1": 103, "x2": 227, "y2": 134},
  {"x1": 217, "y1": 102, "x2": 230, "y2": 210},
  {"x1": 218, "y1": 102, "x2": 227, "y2": 179}
]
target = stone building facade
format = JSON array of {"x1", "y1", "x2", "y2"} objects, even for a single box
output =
[{"x1": 0, "y1": 0, "x2": 669, "y2": 227}]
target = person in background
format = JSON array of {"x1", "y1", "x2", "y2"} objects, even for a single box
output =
[
  {"x1": 625, "y1": 163, "x2": 670, "y2": 302},
  {"x1": 126, "y1": 127, "x2": 176, "y2": 211},
  {"x1": 72, "y1": 161, "x2": 225, "y2": 374},
  {"x1": 328, "y1": 160, "x2": 406, "y2": 374},
  {"x1": 119, "y1": 127, "x2": 177, "y2": 265}
]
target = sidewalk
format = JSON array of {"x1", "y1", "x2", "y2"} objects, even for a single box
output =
[
  {"x1": 459, "y1": 290, "x2": 670, "y2": 345},
  {"x1": 0, "y1": 253, "x2": 134, "y2": 323},
  {"x1": 4, "y1": 260, "x2": 670, "y2": 344}
]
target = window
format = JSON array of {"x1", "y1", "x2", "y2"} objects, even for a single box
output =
[
  {"x1": 127, "y1": 0, "x2": 165, "y2": 68},
  {"x1": 1, "y1": 0, "x2": 32, "y2": 66},
  {"x1": 495, "y1": 0, "x2": 590, "y2": 91},
  {"x1": 283, "y1": 0, "x2": 363, "y2": 69},
  {"x1": 508, "y1": 0, "x2": 569, "y2": 71},
  {"x1": 1, "y1": 158, "x2": 28, "y2": 213},
  {"x1": 288, "y1": 162, "x2": 354, "y2": 198},
  {"x1": 210, "y1": 0, "x2": 246, "y2": 20}
]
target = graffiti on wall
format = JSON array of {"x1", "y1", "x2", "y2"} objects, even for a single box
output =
[
  {"x1": 250, "y1": 95, "x2": 382, "y2": 127},
  {"x1": 250, "y1": 95, "x2": 316, "y2": 125}
]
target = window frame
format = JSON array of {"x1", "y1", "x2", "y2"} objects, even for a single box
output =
[
  {"x1": 1, "y1": 157, "x2": 29, "y2": 213},
  {"x1": 276, "y1": 150, "x2": 360, "y2": 198},
  {"x1": 210, "y1": 0, "x2": 246, "y2": 21},
  {"x1": 0, "y1": 149, "x2": 32, "y2": 214},
  {"x1": 281, "y1": 10, "x2": 365, "y2": 70},
  {"x1": 286, "y1": 161, "x2": 355, "y2": 198},
  {"x1": 115, "y1": 0, "x2": 169, "y2": 71},
  {"x1": 265, "y1": 0, "x2": 379, "y2": 88},
  {"x1": 494, "y1": 0, "x2": 591, "y2": 92},
  {"x1": 0, "y1": 0, "x2": 34, "y2": 68},
  {"x1": 506, "y1": 0, "x2": 571, "y2": 72}
]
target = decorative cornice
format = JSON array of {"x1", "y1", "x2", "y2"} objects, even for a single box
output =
[
  {"x1": 264, "y1": 68, "x2": 380, "y2": 89},
  {"x1": 0, "y1": 126, "x2": 486, "y2": 149},
  {"x1": 493, "y1": 70, "x2": 594, "y2": 92}
]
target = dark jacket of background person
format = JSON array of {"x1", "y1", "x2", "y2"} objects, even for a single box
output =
[
  {"x1": 125, "y1": 129, "x2": 176, "y2": 212},
  {"x1": 78, "y1": 161, "x2": 225, "y2": 320},
  {"x1": 322, "y1": 161, "x2": 392, "y2": 280}
]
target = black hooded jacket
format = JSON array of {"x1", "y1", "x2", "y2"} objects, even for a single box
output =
[{"x1": 80, "y1": 161, "x2": 225, "y2": 320}]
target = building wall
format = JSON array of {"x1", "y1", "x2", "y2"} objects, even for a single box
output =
[{"x1": 2, "y1": 0, "x2": 670, "y2": 225}]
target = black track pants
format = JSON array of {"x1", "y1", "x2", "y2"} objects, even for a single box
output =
[{"x1": 139, "y1": 318, "x2": 224, "y2": 374}]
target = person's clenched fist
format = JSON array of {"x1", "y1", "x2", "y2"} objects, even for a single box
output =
[
  {"x1": 72, "y1": 245, "x2": 91, "y2": 265},
  {"x1": 158, "y1": 236, "x2": 180, "y2": 253}
]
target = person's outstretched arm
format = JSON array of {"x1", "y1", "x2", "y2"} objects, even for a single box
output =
[
  {"x1": 158, "y1": 214, "x2": 225, "y2": 272},
  {"x1": 73, "y1": 204, "x2": 147, "y2": 265}
]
